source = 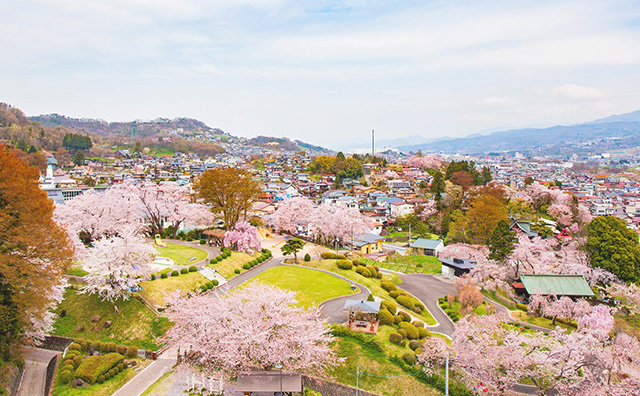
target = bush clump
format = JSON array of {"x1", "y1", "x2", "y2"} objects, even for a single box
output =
[
  {"x1": 380, "y1": 300, "x2": 397, "y2": 315},
  {"x1": 60, "y1": 370, "x2": 74, "y2": 384},
  {"x1": 180, "y1": 268, "x2": 188, "y2": 274},
  {"x1": 212, "y1": 279, "x2": 219, "y2": 286},
  {"x1": 336, "y1": 260, "x2": 353, "y2": 270},
  {"x1": 398, "y1": 329, "x2": 408, "y2": 339},
  {"x1": 409, "y1": 340, "x2": 422, "y2": 351},
  {"x1": 75, "y1": 353, "x2": 124, "y2": 385},
  {"x1": 68, "y1": 342, "x2": 81, "y2": 351},
  {"x1": 361, "y1": 268, "x2": 372, "y2": 278},
  {"x1": 389, "y1": 291, "x2": 400, "y2": 298},
  {"x1": 381, "y1": 282, "x2": 397, "y2": 292},
  {"x1": 189, "y1": 265, "x2": 197, "y2": 272},
  {"x1": 126, "y1": 346, "x2": 137, "y2": 358},
  {"x1": 97, "y1": 374, "x2": 105, "y2": 384},
  {"x1": 398, "y1": 322, "x2": 419, "y2": 339},
  {"x1": 412, "y1": 320, "x2": 424, "y2": 328},
  {"x1": 394, "y1": 315, "x2": 403, "y2": 324},
  {"x1": 335, "y1": 254, "x2": 347, "y2": 260},
  {"x1": 402, "y1": 352, "x2": 417, "y2": 365},
  {"x1": 396, "y1": 295, "x2": 415, "y2": 310},
  {"x1": 160, "y1": 273, "x2": 168, "y2": 279},
  {"x1": 320, "y1": 252, "x2": 337, "y2": 259},
  {"x1": 150, "y1": 274, "x2": 156, "y2": 280},
  {"x1": 418, "y1": 328, "x2": 431, "y2": 338},
  {"x1": 398, "y1": 311, "x2": 411, "y2": 322},
  {"x1": 389, "y1": 332, "x2": 403, "y2": 344},
  {"x1": 242, "y1": 263, "x2": 251, "y2": 270},
  {"x1": 378, "y1": 309, "x2": 395, "y2": 325},
  {"x1": 516, "y1": 303, "x2": 529, "y2": 312},
  {"x1": 304, "y1": 253, "x2": 311, "y2": 262},
  {"x1": 171, "y1": 270, "x2": 179, "y2": 277}
]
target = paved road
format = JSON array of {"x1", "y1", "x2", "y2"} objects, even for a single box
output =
[
  {"x1": 17, "y1": 348, "x2": 59, "y2": 396},
  {"x1": 112, "y1": 345, "x2": 179, "y2": 396},
  {"x1": 397, "y1": 273, "x2": 457, "y2": 336}
]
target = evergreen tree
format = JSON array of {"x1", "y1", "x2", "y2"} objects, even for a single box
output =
[
  {"x1": 488, "y1": 220, "x2": 517, "y2": 261},
  {"x1": 587, "y1": 216, "x2": 640, "y2": 283},
  {"x1": 430, "y1": 171, "x2": 446, "y2": 200},
  {"x1": 72, "y1": 150, "x2": 85, "y2": 166},
  {"x1": 481, "y1": 166, "x2": 493, "y2": 185},
  {"x1": 281, "y1": 238, "x2": 305, "y2": 263}
]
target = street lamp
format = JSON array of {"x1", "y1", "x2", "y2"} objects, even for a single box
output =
[{"x1": 275, "y1": 363, "x2": 283, "y2": 396}]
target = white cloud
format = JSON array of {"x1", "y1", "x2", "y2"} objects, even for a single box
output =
[
  {"x1": 478, "y1": 96, "x2": 516, "y2": 107},
  {"x1": 553, "y1": 84, "x2": 607, "y2": 101}
]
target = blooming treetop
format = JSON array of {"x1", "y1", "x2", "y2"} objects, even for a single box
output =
[
  {"x1": 406, "y1": 154, "x2": 442, "y2": 169},
  {"x1": 606, "y1": 282, "x2": 640, "y2": 316},
  {"x1": 268, "y1": 197, "x2": 315, "y2": 234},
  {"x1": 138, "y1": 181, "x2": 213, "y2": 238},
  {"x1": 165, "y1": 282, "x2": 337, "y2": 377},
  {"x1": 81, "y1": 228, "x2": 157, "y2": 302},
  {"x1": 418, "y1": 198, "x2": 437, "y2": 221},
  {"x1": 223, "y1": 221, "x2": 261, "y2": 253}
]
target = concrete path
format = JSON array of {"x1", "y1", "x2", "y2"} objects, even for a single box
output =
[
  {"x1": 112, "y1": 345, "x2": 179, "y2": 396},
  {"x1": 17, "y1": 347, "x2": 59, "y2": 396}
]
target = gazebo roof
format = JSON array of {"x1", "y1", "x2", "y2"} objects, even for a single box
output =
[
  {"x1": 235, "y1": 371, "x2": 302, "y2": 393},
  {"x1": 343, "y1": 300, "x2": 380, "y2": 313},
  {"x1": 202, "y1": 229, "x2": 226, "y2": 238}
]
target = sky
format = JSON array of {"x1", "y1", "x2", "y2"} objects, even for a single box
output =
[{"x1": 2, "y1": 0, "x2": 640, "y2": 149}]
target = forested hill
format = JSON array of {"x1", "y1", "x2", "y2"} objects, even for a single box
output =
[
  {"x1": 30, "y1": 113, "x2": 225, "y2": 138},
  {"x1": 247, "y1": 135, "x2": 331, "y2": 152}
]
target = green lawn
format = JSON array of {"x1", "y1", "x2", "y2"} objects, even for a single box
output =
[
  {"x1": 138, "y1": 272, "x2": 208, "y2": 307},
  {"x1": 153, "y1": 242, "x2": 207, "y2": 266},
  {"x1": 53, "y1": 288, "x2": 171, "y2": 350},
  {"x1": 249, "y1": 266, "x2": 357, "y2": 308},
  {"x1": 510, "y1": 311, "x2": 576, "y2": 332},
  {"x1": 330, "y1": 336, "x2": 441, "y2": 396},
  {"x1": 208, "y1": 251, "x2": 258, "y2": 278},
  {"x1": 291, "y1": 260, "x2": 436, "y2": 325},
  {"x1": 51, "y1": 358, "x2": 151, "y2": 396},
  {"x1": 66, "y1": 266, "x2": 89, "y2": 277}
]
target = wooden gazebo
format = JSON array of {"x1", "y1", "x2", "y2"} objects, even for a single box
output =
[
  {"x1": 235, "y1": 371, "x2": 301, "y2": 396},
  {"x1": 202, "y1": 229, "x2": 226, "y2": 246}
]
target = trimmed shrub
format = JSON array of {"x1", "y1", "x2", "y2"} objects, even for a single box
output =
[
  {"x1": 399, "y1": 322, "x2": 420, "y2": 340},
  {"x1": 171, "y1": 270, "x2": 179, "y2": 277},
  {"x1": 186, "y1": 237, "x2": 193, "y2": 242},
  {"x1": 242, "y1": 263, "x2": 251, "y2": 270},
  {"x1": 355, "y1": 266, "x2": 365, "y2": 275},
  {"x1": 116, "y1": 345, "x2": 127, "y2": 355},
  {"x1": 200, "y1": 239, "x2": 206, "y2": 245},
  {"x1": 108, "y1": 368, "x2": 116, "y2": 377},
  {"x1": 80, "y1": 341, "x2": 89, "y2": 351},
  {"x1": 73, "y1": 354, "x2": 83, "y2": 367},
  {"x1": 320, "y1": 252, "x2": 337, "y2": 259},
  {"x1": 189, "y1": 265, "x2": 197, "y2": 272},
  {"x1": 418, "y1": 328, "x2": 431, "y2": 338},
  {"x1": 381, "y1": 300, "x2": 397, "y2": 315},
  {"x1": 304, "y1": 253, "x2": 311, "y2": 262},
  {"x1": 396, "y1": 295, "x2": 415, "y2": 310},
  {"x1": 376, "y1": 272, "x2": 383, "y2": 279},
  {"x1": 62, "y1": 363, "x2": 74, "y2": 373},
  {"x1": 398, "y1": 329, "x2": 408, "y2": 339},
  {"x1": 68, "y1": 343, "x2": 81, "y2": 351},
  {"x1": 205, "y1": 281, "x2": 214, "y2": 289},
  {"x1": 212, "y1": 279, "x2": 219, "y2": 286},
  {"x1": 337, "y1": 260, "x2": 353, "y2": 270},
  {"x1": 367, "y1": 293, "x2": 375, "y2": 302},
  {"x1": 200, "y1": 284, "x2": 209, "y2": 292},
  {"x1": 104, "y1": 373, "x2": 111, "y2": 381},
  {"x1": 107, "y1": 342, "x2": 117, "y2": 352},
  {"x1": 234, "y1": 269, "x2": 241, "y2": 274},
  {"x1": 399, "y1": 340, "x2": 407, "y2": 347},
  {"x1": 378, "y1": 309, "x2": 395, "y2": 325},
  {"x1": 180, "y1": 268, "x2": 188, "y2": 274},
  {"x1": 97, "y1": 374, "x2": 105, "y2": 384},
  {"x1": 389, "y1": 332, "x2": 403, "y2": 344},
  {"x1": 394, "y1": 315, "x2": 403, "y2": 324},
  {"x1": 210, "y1": 258, "x2": 216, "y2": 264},
  {"x1": 381, "y1": 282, "x2": 397, "y2": 292},
  {"x1": 412, "y1": 320, "x2": 424, "y2": 328},
  {"x1": 398, "y1": 311, "x2": 411, "y2": 322},
  {"x1": 366, "y1": 266, "x2": 377, "y2": 276},
  {"x1": 150, "y1": 274, "x2": 156, "y2": 280},
  {"x1": 352, "y1": 260, "x2": 361, "y2": 266},
  {"x1": 75, "y1": 353, "x2": 124, "y2": 385},
  {"x1": 336, "y1": 254, "x2": 347, "y2": 260},
  {"x1": 413, "y1": 305, "x2": 423, "y2": 314},
  {"x1": 402, "y1": 352, "x2": 417, "y2": 365},
  {"x1": 160, "y1": 273, "x2": 168, "y2": 279},
  {"x1": 60, "y1": 370, "x2": 73, "y2": 384},
  {"x1": 409, "y1": 340, "x2": 422, "y2": 351},
  {"x1": 126, "y1": 346, "x2": 137, "y2": 358},
  {"x1": 389, "y1": 291, "x2": 400, "y2": 298},
  {"x1": 516, "y1": 303, "x2": 528, "y2": 312}
]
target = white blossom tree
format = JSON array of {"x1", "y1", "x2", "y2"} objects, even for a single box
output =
[{"x1": 165, "y1": 282, "x2": 338, "y2": 377}]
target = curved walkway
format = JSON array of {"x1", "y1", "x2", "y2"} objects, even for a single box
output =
[
  {"x1": 148, "y1": 238, "x2": 219, "y2": 270},
  {"x1": 17, "y1": 348, "x2": 58, "y2": 396}
]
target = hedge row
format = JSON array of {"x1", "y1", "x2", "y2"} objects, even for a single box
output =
[
  {"x1": 209, "y1": 247, "x2": 232, "y2": 264},
  {"x1": 150, "y1": 266, "x2": 197, "y2": 280},
  {"x1": 438, "y1": 297, "x2": 461, "y2": 322},
  {"x1": 74, "y1": 353, "x2": 124, "y2": 385},
  {"x1": 389, "y1": 290, "x2": 425, "y2": 314}
]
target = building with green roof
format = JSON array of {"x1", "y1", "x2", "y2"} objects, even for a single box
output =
[{"x1": 519, "y1": 274, "x2": 594, "y2": 297}]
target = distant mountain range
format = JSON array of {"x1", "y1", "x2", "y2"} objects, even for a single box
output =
[{"x1": 396, "y1": 110, "x2": 640, "y2": 155}]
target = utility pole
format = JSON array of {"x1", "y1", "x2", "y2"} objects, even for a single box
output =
[
  {"x1": 371, "y1": 129, "x2": 374, "y2": 157},
  {"x1": 408, "y1": 223, "x2": 412, "y2": 248},
  {"x1": 356, "y1": 366, "x2": 360, "y2": 396},
  {"x1": 445, "y1": 353, "x2": 449, "y2": 396}
]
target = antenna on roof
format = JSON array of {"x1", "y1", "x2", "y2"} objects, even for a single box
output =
[{"x1": 372, "y1": 129, "x2": 374, "y2": 156}]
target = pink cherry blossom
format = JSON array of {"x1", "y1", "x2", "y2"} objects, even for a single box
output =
[{"x1": 223, "y1": 221, "x2": 261, "y2": 253}]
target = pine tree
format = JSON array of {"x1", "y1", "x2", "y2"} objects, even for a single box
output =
[
  {"x1": 488, "y1": 220, "x2": 517, "y2": 261},
  {"x1": 430, "y1": 171, "x2": 446, "y2": 200}
]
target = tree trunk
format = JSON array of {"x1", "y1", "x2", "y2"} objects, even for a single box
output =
[{"x1": 294, "y1": 253, "x2": 298, "y2": 264}]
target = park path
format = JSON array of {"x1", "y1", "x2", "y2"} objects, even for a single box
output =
[
  {"x1": 112, "y1": 344, "x2": 179, "y2": 396},
  {"x1": 17, "y1": 347, "x2": 58, "y2": 396}
]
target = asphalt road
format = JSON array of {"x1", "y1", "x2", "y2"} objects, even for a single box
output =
[
  {"x1": 397, "y1": 273, "x2": 457, "y2": 336},
  {"x1": 18, "y1": 348, "x2": 59, "y2": 396}
]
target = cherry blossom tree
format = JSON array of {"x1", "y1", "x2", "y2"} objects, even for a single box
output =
[
  {"x1": 138, "y1": 181, "x2": 213, "y2": 238},
  {"x1": 407, "y1": 154, "x2": 442, "y2": 169},
  {"x1": 606, "y1": 282, "x2": 640, "y2": 316},
  {"x1": 82, "y1": 228, "x2": 157, "y2": 302},
  {"x1": 54, "y1": 181, "x2": 144, "y2": 253},
  {"x1": 268, "y1": 196, "x2": 315, "y2": 234},
  {"x1": 223, "y1": 221, "x2": 261, "y2": 253},
  {"x1": 165, "y1": 282, "x2": 338, "y2": 377},
  {"x1": 418, "y1": 198, "x2": 437, "y2": 221},
  {"x1": 417, "y1": 337, "x2": 453, "y2": 374},
  {"x1": 454, "y1": 275, "x2": 484, "y2": 314},
  {"x1": 311, "y1": 204, "x2": 372, "y2": 245},
  {"x1": 529, "y1": 295, "x2": 592, "y2": 325}
]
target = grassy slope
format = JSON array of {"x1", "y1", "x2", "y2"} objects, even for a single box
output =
[
  {"x1": 53, "y1": 288, "x2": 171, "y2": 350},
  {"x1": 249, "y1": 266, "x2": 357, "y2": 308},
  {"x1": 153, "y1": 242, "x2": 207, "y2": 266},
  {"x1": 138, "y1": 272, "x2": 208, "y2": 306},
  {"x1": 208, "y1": 252, "x2": 257, "y2": 278},
  {"x1": 330, "y1": 337, "x2": 441, "y2": 396}
]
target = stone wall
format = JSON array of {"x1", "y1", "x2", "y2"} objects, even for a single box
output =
[
  {"x1": 44, "y1": 354, "x2": 59, "y2": 396},
  {"x1": 302, "y1": 375, "x2": 382, "y2": 396},
  {"x1": 40, "y1": 335, "x2": 74, "y2": 352},
  {"x1": 7, "y1": 364, "x2": 23, "y2": 396}
]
